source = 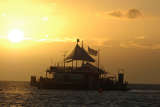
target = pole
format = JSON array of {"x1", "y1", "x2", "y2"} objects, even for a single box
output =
[
  {"x1": 76, "y1": 60, "x2": 77, "y2": 69},
  {"x1": 82, "y1": 40, "x2": 84, "y2": 66},
  {"x1": 46, "y1": 71, "x2": 47, "y2": 78},
  {"x1": 72, "y1": 59, "x2": 73, "y2": 71},
  {"x1": 98, "y1": 49, "x2": 100, "y2": 72},
  {"x1": 64, "y1": 54, "x2": 65, "y2": 71}
]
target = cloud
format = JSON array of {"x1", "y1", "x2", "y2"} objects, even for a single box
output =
[
  {"x1": 136, "y1": 36, "x2": 145, "y2": 40},
  {"x1": 119, "y1": 36, "x2": 160, "y2": 50},
  {"x1": 127, "y1": 9, "x2": 142, "y2": 19},
  {"x1": 108, "y1": 10, "x2": 123, "y2": 18},
  {"x1": 36, "y1": 37, "x2": 76, "y2": 43},
  {"x1": 107, "y1": 8, "x2": 142, "y2": 19},
  {"x1": 120, "y1": 41, "x2": 151, "y2": 49},
  {"x1": 97, "y1": 36, "x2": 160, "y2": 50}
]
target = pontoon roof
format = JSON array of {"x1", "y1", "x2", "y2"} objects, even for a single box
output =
[{"x1": 65, "y1": 44, "x2": 95, "y2": 62}]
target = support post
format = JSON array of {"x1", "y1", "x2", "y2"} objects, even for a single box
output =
[
  {"x1": 46, "y1": 71, "x2": 47, "y2": 78},
  {"x1": 82, "y1": 40, "x2": 84, "y2": 66},
  {"x1": 72, "y1": 59, "x2": 73, "y2": 71},
  {"x1": 76, "y1": 60, "x2": 77, "y2": 69},
  {"x1": 98, "y1": 49, "x2": 100, "y2": 72},
  {"x1": 64, "y1": 54, "x2": 65, "y2": 72}
]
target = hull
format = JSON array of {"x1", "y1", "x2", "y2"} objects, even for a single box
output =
[{"x1": 31, "y1": 79, "x2": 129, "y2": 91}]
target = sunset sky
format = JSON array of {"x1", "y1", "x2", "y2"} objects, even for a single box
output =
[{"x1": 0, "y1": 0, "x2": 160, "y2": 84}]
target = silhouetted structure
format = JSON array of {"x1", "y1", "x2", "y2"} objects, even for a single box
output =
[{"x1": 30, "y1": 39, "x2": 129, "y2": 90}]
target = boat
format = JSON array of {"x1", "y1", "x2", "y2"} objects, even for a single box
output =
[{"x1": 30, "y1": 39, "x2": 129, "y2": 91}]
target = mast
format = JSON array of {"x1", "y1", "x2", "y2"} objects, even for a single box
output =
[
  {"x1": 98, "y1": 49, "x2": 100, "y2": 72},
  {"x1": 64, "y1": 54, "x2": 65, "y2": 71},
  {"x1": 76, "y1": 39, "x2": 80, "y2": 69},
  {"x1": 82, "y1": 40, "x2": 84, "y2": 65}
]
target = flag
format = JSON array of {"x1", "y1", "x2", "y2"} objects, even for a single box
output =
[{"x1": 88, "y1": 46, "x2": 98, "y2": 56}]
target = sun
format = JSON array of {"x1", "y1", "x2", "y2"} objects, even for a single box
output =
[{"x1": 8, "y1": 29, "x2": 24, "y2": 43}]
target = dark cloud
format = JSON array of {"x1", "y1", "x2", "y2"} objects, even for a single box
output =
[
  {"x1": 107, "y1": 8, "x2": 142, "y2": 19},
  {"x1": 127, "y1": 9, "x2": 142, "y2": 19}
]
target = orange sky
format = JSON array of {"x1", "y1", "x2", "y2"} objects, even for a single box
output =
[{"x1": 0, "y1": 0, "x2": 160, "y2": 84}]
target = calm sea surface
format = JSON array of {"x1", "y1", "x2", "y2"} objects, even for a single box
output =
[{"x1": 0, "y1": 81, "x2": 160, "y2": 107}]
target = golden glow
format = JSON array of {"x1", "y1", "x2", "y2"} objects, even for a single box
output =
[
  {"x1": 8, "y1": 29, "x2": 24, "y2": 43},
  {"x1": 42, "y1": 17, "x2": 48, "y2": 21}
]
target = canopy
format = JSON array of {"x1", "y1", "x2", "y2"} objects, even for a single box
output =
[
  {"x1": 82, "y1": 62, "x2": 107, "y2": 74},
  {"x1": 65, "y1": 44, "x2": 95, "y2": 62}
]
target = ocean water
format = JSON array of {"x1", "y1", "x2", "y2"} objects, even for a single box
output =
[{"x1": 0, "y1": 81, "x2": 160, "y2": 107}]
